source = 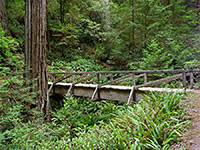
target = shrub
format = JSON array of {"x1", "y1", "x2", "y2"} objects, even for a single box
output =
[
  {"x1": 70, "y1": 92, "x2": 189, "y2": 149},
  {"x1": 0, "y1": 26, "x2": 19, "y2": 65}
]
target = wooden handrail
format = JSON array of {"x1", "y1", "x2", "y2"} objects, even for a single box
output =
[
  {"x1": 7, "y1": 69, "x2": 200, "y2": 75},
  {"x1": 136, "y1": 73, "x2": 191, "y2": 88},
  {"x1": 48, "y1": 69, "x2": 200, "y2": 75}
]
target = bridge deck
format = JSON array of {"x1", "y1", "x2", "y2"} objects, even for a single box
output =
[{"x1": 49, "y1": 82, "x2": 194, "y2": 102}]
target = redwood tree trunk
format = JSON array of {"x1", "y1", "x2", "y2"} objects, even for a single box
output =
[
  {"x1": 25, "y1": 0, "x2": 49, "y2": 121},
  {"x1": 131, "y1": 0, "x2": 135, "y2": 59}
]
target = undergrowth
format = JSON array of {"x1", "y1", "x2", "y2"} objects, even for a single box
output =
[
  {"x1": 69, "y1": 92, "x2": 189, "y2": 149},
  {"x1": 0, "y1": 73, "x2": 190, "y2": 149}
]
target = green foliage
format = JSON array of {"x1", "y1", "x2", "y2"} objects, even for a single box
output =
[
  {"x1": 48, "y1": 59, "x2": 105, "y2": 72},
  {"x1": 0, "y1": 27, "x2": 19, "y2": 63},
  {"x1": 4, "y1": 0, "x2": 200, "y2": 69},
  {"x1": 70, "y1": 92, "x2": 189, "y2": 149},
  {"x1": 1, "y1": 0, "x2": 198, "y2": 149},
  {"x1": 0, "y1": 73, "x2": 126, "y2": 149},
  {"x1": 0, "y1": 26, "x2": 24, "y2": 74},
  {"x1": 52, "y1": 96, "x2": 124, "y2": 133},
  {"x1": 0, "y1": 73, "x2": 39, "y2": 149},
  {"x1": 5, "y1": 0, "x2": 25, "y2": 47},
  {"x1": 140, "y1": 39, "x2": 174, "y2": 70},
  {"x1": 0, "y1": 70, "x2": 190, "y2": 149}
]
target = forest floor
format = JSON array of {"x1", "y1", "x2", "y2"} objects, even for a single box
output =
[{"x1": 171, "y1": 91, "x2": 200, "y2": 150}]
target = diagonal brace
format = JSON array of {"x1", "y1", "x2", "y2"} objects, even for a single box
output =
[
  {"x1": 127, "y1": 86, "x2": 135, "y2": 105},
  {"x1": 91, "y1": 85, "x2": 100, "y2": 101}
]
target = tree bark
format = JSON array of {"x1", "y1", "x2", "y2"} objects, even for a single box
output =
[
  {"x1": 103, "y1": 0, "x2": 110, "y2": 30},
  {"x1": 47, "y1": 3, "x2": 51, "y2": 52},
  {"x1": 25, "y1": 0, "x2": 49, "y2": 121},
  {"x1": 131, "y1": 0, "x2": 135, "y2": 58},
  {"x1": 0, "y1": 0, "x2": 10, "y2": 35},
  {"x1": 167, "y1": 0, "x2": 171, "y2": 24},
  {"x1": 60, "y1": 0, "x2": 65, "y2": 23},
  {"x1": 196, "y1": 0, "x2": 200, "y2": 27}
]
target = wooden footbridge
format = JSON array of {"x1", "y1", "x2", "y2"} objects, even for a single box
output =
[{"x1": 48, "y1": 70, "x2": 200, "y2": 104}]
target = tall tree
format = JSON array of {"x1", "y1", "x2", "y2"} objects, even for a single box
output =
[
  {"x1": 59, "y1": 0, "x2": 65, "y2": 23},
  {"x1": 0, "y1": 0, "x2": 10, "y2": 35},
  {"x1": 196, "y1": 0, "x2": 200, "y2": 27},
  {"x1": 103, "y1": 0, "x2": 110, "y2": 30},
  {"x1": 25, "y1": 0, "x2": 49, "y2": 120},
  {"x1": 131, "y1": 0, "x2": 135, "y2": 58},
  {"x1": 167, "y1": 0, "x2": 171, "y2": 24}
]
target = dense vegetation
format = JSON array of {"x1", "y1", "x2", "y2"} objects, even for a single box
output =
[
  {"x1": 0, "y1": 73, "x2": 189, "y2": 149},
  {"x1": 1, "y1": 0, "x2": 200, "y2": 70},
  {"x1": 0, "y1": 0, "x2": 199, "y2": 149}
]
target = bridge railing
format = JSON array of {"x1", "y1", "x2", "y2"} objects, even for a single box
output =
[
  {"x1": 5, "y1": 69, "x2": 200, "y2": 103},
  {"x1": 48, "y1": 69, "x2": 200, "y2": 103},
  {"x1": 48, "y1": 70, "x2": 200, "y2": 88}
]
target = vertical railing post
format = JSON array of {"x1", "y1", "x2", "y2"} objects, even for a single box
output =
[
  {"x1": 190, "y1": 73, "x2": 194, "y2": 89},
  {"x1": 51, "y1": 74, "x2": 55, "y2": 94},
  {"x1": 51, "y1": 74, "x2": 55, "y2": 82},
  {"x1": 132, "y1": 73, "x2": 135, "y2": 86},
  {"x1": 144, "y1": 73, "x2": 147, "y2": 84},
  {"x1": 71, "y1": 74, "x2": 74, "y2": 94},
  {"x1": 111, "y1": 73, "x2": 113, "y2": 82},
  {"x1": 182, "y1": 72, "x2": 186, "y2": 88},
  {"x1": 97, "y1": 72, "x2": 100, "y2": 99},
  {"x1": 91, "y1": 72, "x2": 100, "y2": 101},
  {"x1": 72, "y1": 74, "x2": 74, "y2": 83}
]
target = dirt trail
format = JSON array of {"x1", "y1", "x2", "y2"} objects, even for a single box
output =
[{"x1": 172, "y1": 92, "x2": 200, "y2": 150}]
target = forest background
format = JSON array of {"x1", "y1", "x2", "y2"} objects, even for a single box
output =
[
  {"x1": 0, "y1": 0, "x2": 200, "y2": 149},
  {"x1": 1, "y1": 0, "x2": 200, "y2": 71}
]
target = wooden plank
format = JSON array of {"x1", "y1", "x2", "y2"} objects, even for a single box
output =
[
  {"x1": 49, "y1": 74, "x2": 55, "y2": 82},
  {"x1": 49, "y1": 82, "x2": 196, "y2": 102},
  {"x1": 115, "y1": 77, "x2": 132, "y2": 84},
  {"x1": 66, "y1": 75, "x2": 75, "y2": 95},
  {"x1": 144, "y1": 73, "x2": 147, "y2": 84},
  {"x1": 132, "y1": 73, "x2": 135, "y2": 86},
  {"x1": 54, "y1": 74, "x2": 65, "y2": 82},
  {"x1": 54, "y1": 74, "x2": 71, "y2": 84},
  {"x1": 190, "y1": 73, "x2": 194, "y2": 89},
  {"x1": 101, "y1": 74, "x2": 132, "y2": 86},
  {"x1": 98, "y1": 70, "x2": 198, "y2": 74},
  {"x1": 74, "y1": 74, "x2": 88, "y2": 81},
  {"x1": 71, "y1": 75, "x2": 74, "y2": 94},
  {"x1": 66, "y1": 84, "x2": 73, "y2": 96},
  {"x1": 47, "y1": 82, "x2": 54, "y2": 114},
  {"x1": 182, "y1": 72, "x2": 186, "y2": 88},
  {"x1": 10, "y1": 69, "x2": 200, "y2": 76},
  {"x1": 111, "y1": 73, "x2": 113, "y2": 81},
  {"x1": 87, "y1": 74, "x2": 111, "y2": 84},
  {"x1": 91, "y1": 85, "x2": 99, "y2": 101},
  {"x1": 49, "y1": 69, "x2": 200, "y2": 75},
  {"x1": 115, "y1": 74, "x2": 145, "y2": 84},
  {"x1": 72, "y1": 74, "x2": 74, "y2": 83},
  {"x1": 97, "y1": 73, "x2": 100, "y2": 99},
  {"x1": 75, "y1": 74, "x2": 96, "y2": 84},
  {"x1": 127, "y1": 86, "x2": 135, "y2": 105},
  {"x1": 47, "y1": 82, "x2": 54, "y2": 94},
  {"x1": 137, "y1": 73, "x2": 185, "y2": 88}
]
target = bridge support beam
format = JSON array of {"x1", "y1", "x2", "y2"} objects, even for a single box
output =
[
  {"x1": 49, "y1": 82, "x2": 143, "y2": 102},
  {"x1": 49, "y1": 82, "x2": 194, "y2": 103}
]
